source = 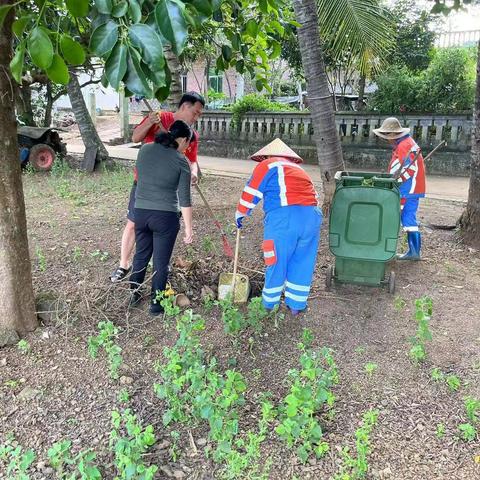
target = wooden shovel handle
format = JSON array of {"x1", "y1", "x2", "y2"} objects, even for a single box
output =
[{"x1": 232, "y1": 229, "x2": 241, "y2": 296}]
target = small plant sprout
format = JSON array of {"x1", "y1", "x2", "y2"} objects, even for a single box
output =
[
  {"x1": 446, "y1": 374, "x2": 461, "y2": 392},
  {"x1": 394, "y1": 296, "x2": 406, "y2": 311},
  {"x1": 90, "y1": 249, "x2": 110, "y2": 261},
  {"x1": 202, "y1": 235, "x2": 216, "y2": 254},
  {"x1": 458, "y1": 423, "x2": 476, "y2": 442},
  {"x1": 409, "y1": 296, "x2": 433, "y2": 364},
  {"x1": 71, "y1": 246, "x2": 83, "y2": 262},
  {"x1": 355, "y1": 346, "x2": 366, "y2": 355},
  {"x1": 436, "y1": 423, "x2": 446, "y2": 438},
  {"x1": 36, "y1": 246, "x2": 47, "y2": 272},
  {"x1": 155, "y1": 289, "x2": 180, "y2": 317},
  {"x1": 431, "y1": 367, "x2": 444, "y2": 382},
  {"x1": 464, "y1": 396, "x2": 480, "y2": 423},
  {"x1": 88, "y1": 321, "x2": 123, "y2": 380},
  {"x1": 0, "y1": 439, "x2": 36, "y2": 478},
  {"x1": 118, "y1": 389, "x2": 130, "y2": 404},
  {"x1": 17, "y1": 339, "x2": 31, "y2": 355},
  {"x1": 364, "y1": 362, "x2": 378, "y2": 377}
]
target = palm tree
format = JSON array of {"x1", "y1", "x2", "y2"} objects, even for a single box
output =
[
  {"x1": 292, "y1": 0, "x2": 394, "y2": 209},
  {"x1": 460, "y1": 40, "x2": 480, "y2": 248}
]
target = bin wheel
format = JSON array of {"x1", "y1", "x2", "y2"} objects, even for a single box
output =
[
  {"x1": 29, "y1": 144, "x2": 55, "y2": 171},
  {"x1": 388, "y1": 271, "x2": 396, "y2": 294},
  {"x1": 326, "y1": 265, "x2": 334, "y2": 289}
]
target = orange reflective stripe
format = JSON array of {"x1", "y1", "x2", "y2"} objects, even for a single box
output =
[{"x1": 262, "y1": 240, "x2": 276, "y2": 266}]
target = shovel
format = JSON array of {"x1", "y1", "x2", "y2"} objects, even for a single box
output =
[{"x1": 218, "y1": 229, "x2": 250, "y2": 303}]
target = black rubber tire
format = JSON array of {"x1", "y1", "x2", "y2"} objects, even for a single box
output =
[
  {"x1": 388, "y1": 271, "x2": 396, "y2": 294},
  {"x1": 29, "y1": 144, "x2": 55, "y2": 171},
  {"x1": 326, "y1": 265, "x2": 334, "y2": 289}
]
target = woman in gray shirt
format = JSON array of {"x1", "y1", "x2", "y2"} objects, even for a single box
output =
[{"x1": 129, "y1": 120, "x2": 194, "y2": 315}]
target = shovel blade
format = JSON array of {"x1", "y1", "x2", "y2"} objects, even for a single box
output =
[{"x1": 218, "y1": 273, "x2": 250, "y2": 303}]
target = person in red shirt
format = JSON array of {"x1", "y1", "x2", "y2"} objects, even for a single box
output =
[{"x1": 110, "y1": 92, "x2": 205, "y2": 282}]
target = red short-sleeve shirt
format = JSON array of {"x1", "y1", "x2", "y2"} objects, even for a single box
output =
[
  {"x1": 133, "y1": 111, "x2": 199, "y2": 182},
  {"x1": 134, "y1": 111, "x2": 198, "y2": 163}
]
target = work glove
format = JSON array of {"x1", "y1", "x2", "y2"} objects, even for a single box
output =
[{"x1": 235, "y1": 212, "x2": 244, "y2": 229}]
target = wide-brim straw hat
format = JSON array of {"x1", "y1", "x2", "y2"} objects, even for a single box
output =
[
  {"x1": 250, "y1": 138, "x2": 303, "y2": 163},
  {"x1": 373, "y1": 117, "x2": 410, "y2": 140}
]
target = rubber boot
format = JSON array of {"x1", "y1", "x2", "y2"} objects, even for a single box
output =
[{"x1": 397, "y1": 231, "x2": 421, "y2": 261}]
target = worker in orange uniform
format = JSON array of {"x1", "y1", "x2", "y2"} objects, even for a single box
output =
[
  {"x1": 373, "y1": 117, "x2": 426, "y2": 260},
  {"x1": 235, "y1": 139, "x2": 322, "y2": 315}
]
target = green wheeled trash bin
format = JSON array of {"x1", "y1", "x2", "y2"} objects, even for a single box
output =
[{"x1": 326, "y1": 171, "x2": 400, "y2": 294}]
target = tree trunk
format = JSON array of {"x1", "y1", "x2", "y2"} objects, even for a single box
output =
[
  {"x1": 460, "y1": 40, "x2": 480, "y2": 249},
  {"x1": 67, "y1": 73, "x2": 109, "y2": 165},
  {"x1": 0, "y1": 0, "x2": 38, "y2": 337},
  {"x1": 43, "y1": 82, "x2": 54, "y2": 127},
  {"x1": 357, "y1": 74, "x2": 366, "y2": 111},
  {"x1": 164, "y1": 46, "x2": 183, "y2": 109},
  {"x1": 16, "y1": 83, "x2": 36, "y2": 126},
  {"x1": 292, "y1": 0, "x2": 345, "y2": 211}
]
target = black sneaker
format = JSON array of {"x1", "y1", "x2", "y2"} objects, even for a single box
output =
[
  {"x1": 149, "y1": 302, "x2": 164, "y2": 316},
  {"x1": 129, "y1": 291, "x2": 142, "y2": 308}
]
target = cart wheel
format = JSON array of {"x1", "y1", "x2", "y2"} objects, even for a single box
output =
[
  {"x1": 388, "y1": 271, "x2": 396, "y2": 294},
  {"x1": 29, "y1": 144, "x2": 55, "y2": 171},
  {"x1": 326, "y1": 265, "x2": 334, "y2": 289}
]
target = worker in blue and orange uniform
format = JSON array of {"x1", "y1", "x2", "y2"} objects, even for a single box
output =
[
  {"x1": 234, "y1": 139, "x2": 322, "y2": 315},
  {"x1": 373, "y1": 117, "x2": 426, "y2": 260}
]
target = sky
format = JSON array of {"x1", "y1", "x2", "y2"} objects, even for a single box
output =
[{"x1": 385, "y1": 0, "x2": 480, "y2": 31}]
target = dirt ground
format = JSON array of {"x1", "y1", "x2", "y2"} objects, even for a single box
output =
[{"x1": 1, "y1": 167, "x2": 479, "y2": 479}]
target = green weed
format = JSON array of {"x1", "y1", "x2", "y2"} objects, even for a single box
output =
[
  {"x1": 409, "y1": 296, "x2": 433, "y2": 364},
  {"x1": 436, "y1": 423, "x2": 446, "y2": 438},
  {"x1": 335, "y1": 409, "x2": 380, "y2": 480},
  {"x1": 110, "y1": 409, "x2": 158, "y2": 479},
  {"x1": 0, "y1": 439, "x2": 36, "y2": 479},
  {"x1": 202, "y1": 235, "x2": 216, "y2": 254},
  {"x1": 47, "y1": 440, "x2": 101, "y2": 479},
  {"x1": 17, "y1": 339, "x2": 31, "y2": 355},
  {"x1": 71, "y1": 246, "x2": 83, "y2": 262},
  {"x1": 35, "y1": 247, "x2": 47, "y2": 272},
  {"x1": 393, "y1": 296, "x2": 406, "y2": 311},
  {"x1": 88, "y1": 321, "x2": 123, "y2": 380},
  {"x1": 155, "y1": 290, "x2": 180, "y2": 317},
  {"x1": 90, "y1": 249, "x2": 110, "y2": 262},
  {"x1": 446, "y1": 375, "x2": 461, "y2": 392},
  {"x1": 275, "y1": 330, "x2": 338, "y2": 463},
  {"x1": 118, "y1": 389, "x2": 130, "y2": 404},
  {"x1": 364, "y1": 363, "x2": 378, "y2": 377},
  {"x1": 458, "y1": 423, "x2": 476, "y2": 442},
  {"x1": 464, "y1": 396, "x2": 480, "y2": 423},
  {"x1": 431, "y1": 367, "x2": 444, "y2": 382}
]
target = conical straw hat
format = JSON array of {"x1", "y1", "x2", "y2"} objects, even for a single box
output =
[
  {"x1": 373, "y1": 117, "x2": 410, "y2": 140},
  {"x1": 250, "y1": 138, "x2": 303, "y2": 163}
]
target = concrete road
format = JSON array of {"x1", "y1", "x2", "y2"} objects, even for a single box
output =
[{"x1": 68, "y1": 144, "x2": 469, "y2": 203}]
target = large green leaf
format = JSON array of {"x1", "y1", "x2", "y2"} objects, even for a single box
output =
[
  {"x1": 95, "y1": 0, "x2": 113, "y2": 14},
  {"x1": 125, "y1": 48, "x2": 153, "y2": 97},
  {"x1": 112, "y1": 0, "x2": 128, "y2": 17},
  {"x1": 155, "y1": 0, "x2": 188, "y2": 56},
  {"x1": 155, "y1": 63, "x2": 171, "y2": 101},
  {"x1": 90, "y1": 20, "x2": 119, "y2": 56},
  {"x1": 105, "y1": 42, "x2": 128, "y2": 89},
  {"x1": 10, "y1": 42, "x2": 25, "y2": 83},
  {"x1": 12, "y1": 16, "x2": 31, "y2": 37},
  {"x1": 316, "y1": 0, "x2": 395, "y2": 75},
  {"x1": 0, "y1": 5, "x2": 13, "y2": 30},
  {"x1": 143, "y1": 62, "x2": 166, "y2": 89},
  {"x1": 46, "y1": 54, "x2": 70, "y2": 85},
  {"x1": 65, "y1": 0, "x2": 89, "y2": 17},
  {"x1": 128, "y1": 24, "x2": 164, "y2": 68},
  {"x1": 60, "y1": 35, "x2": 86, "y2": 65},
  {"x1": 128, "y1": 0, "x2": 142, "y2": 23},
  {"x1": 27, "y1": 27, "x2": 53, "y2": 70},
  {"x1": 190, "y1": 0, "x2": 213, "y2": 16},
  {"x1": 245, "y1": 19, "x2": 258, "y2": 38}
]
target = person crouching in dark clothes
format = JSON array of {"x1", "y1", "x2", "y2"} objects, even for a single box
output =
[{"x1": 129, "y1": 120, "x2": 194, "y2": 315}]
